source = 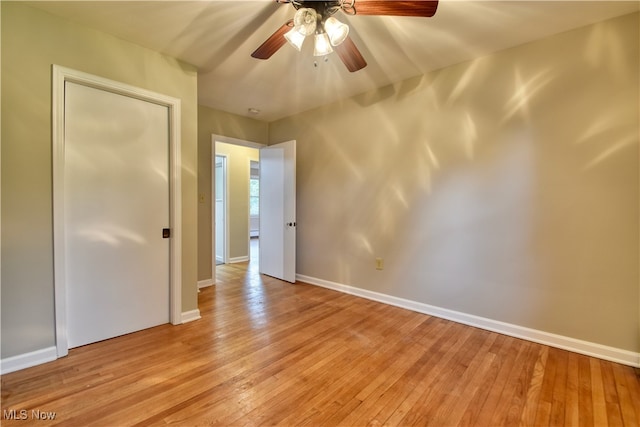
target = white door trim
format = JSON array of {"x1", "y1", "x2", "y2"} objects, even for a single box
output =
[
  {"x1": 52, "y1": 65, "x2": 182, "y2": 358},
  {"x1": 212, "y1": 134, "x2": 265, "y2": 150}
]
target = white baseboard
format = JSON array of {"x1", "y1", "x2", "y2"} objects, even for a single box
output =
[
  {"x1": 0, "y1": 346, "x2": 57, "y2": 375},
  {"x1": 197, "y1": 278, "x2": 215, "y2": 289},
  {"x1": 181, "y1": 309, "x2": 201, "y2": 324},
  {"x1": 229, "y1": 256, "x2": 249, "y2": 263},
  {"x1": 3, "y1": 311, "x2": 203, "y2": 374},
  {"x1": 296, "y1": 274, "x2": 640, "y2": 368}
]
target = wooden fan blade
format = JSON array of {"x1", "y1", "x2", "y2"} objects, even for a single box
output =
[
  {"x1": 352, "y1": 0, "x2": 439, "y2": 17},
  {"x1": 335, "y1": 36, "x2": 367, "y2": 72},
  {"x1": 251, "y1": 19, "x2": 294, "y2": 60}
]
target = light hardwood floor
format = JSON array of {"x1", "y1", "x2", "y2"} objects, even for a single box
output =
[{"x1": 2, "y1": 257, "x2": 639, "y2": 426}]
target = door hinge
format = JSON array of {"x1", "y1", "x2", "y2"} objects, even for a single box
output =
[{"x1": 162, "y1": 228, "x2": 171, "y2": 238}]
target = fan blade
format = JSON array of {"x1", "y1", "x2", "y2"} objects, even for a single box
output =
[
  {"x1": 352, "y1": 0, "x2": 438, "y2": 17},
  {"x1": 251, "y1": 20, "x2": 294, "y2": 60},
  {"x1": 335, "y1": 36, "x2": 367, "y2": 72}
]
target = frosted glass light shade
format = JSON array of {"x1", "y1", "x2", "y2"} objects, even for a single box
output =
[
  {"x1": 293, "y1": 8, "x2": 317, "y2": 36},
  {"x1": 284, "y1": 27, "x2": 306, "y2": 51},
  {"x1": 324, "y1": 17, "x2": 349, "y2": 46},
  {"x1": 313, "y1": 33, "x2": 333, "y2": 56}
]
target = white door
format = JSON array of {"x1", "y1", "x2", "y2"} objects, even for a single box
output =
[
  {"x1": 259, "y1": 140, "x2": 296, "y2": 283},
  {"x1": 64, "y1": 81, "x2": 170, "y2": 348},
  {"x1": 215, "y1": 156, "x2": 226, "y2": 264}
]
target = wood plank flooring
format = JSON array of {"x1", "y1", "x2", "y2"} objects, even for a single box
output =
[{"x1": 2, "y1": 259, "x2": 639, "y2": 426}]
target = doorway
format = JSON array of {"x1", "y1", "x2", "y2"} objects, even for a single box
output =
[
  {"x1": 211, "y1": 136, "x2": 296, "y2": 284},
  {"x1": 212, "y1": 136, "x2": 262, "y2": 275}
]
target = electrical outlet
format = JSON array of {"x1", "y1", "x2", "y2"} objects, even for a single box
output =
[{"x1": 375, "y1": 257, "x2": 384, "y2": 270}]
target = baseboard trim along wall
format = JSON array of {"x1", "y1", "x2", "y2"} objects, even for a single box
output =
[
  {"x1": 197, "y1": 278, "x2": 215, "y2": 289},
  {"x1": 0, "y1": 309, "x2": 201, "y2": 375},
  {"x1": 1, "y1": 346, "x2": 58, "y2": 375},
  {"x1": 2, "y1": 310, "x2": 203, "y2": 374},
  {"x1": 296, "y1": 274, "x2": 640, "y2": 368},
  {"x1": 229, "y1": 256, "x2": 250, "y2": 264},
  {"x1": 5, "y1": 280, "x2": 635, "y2": 375},
  {"x1": 181, "y1": 309, "x2": 202, "y2": 324}
]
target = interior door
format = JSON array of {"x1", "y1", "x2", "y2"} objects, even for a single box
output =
[
  {"x1": 64, "y1": 81, "x2": 170, "y2": 348},
  {"x1": 259, "y1": 140, "x2": 296, "y2": 283}
]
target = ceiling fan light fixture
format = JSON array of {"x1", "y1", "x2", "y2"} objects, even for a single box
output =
[
  {"x1": 323, "y1": 17, "x2": 349, "y2": 46},
  {"x1": 284, "y1": 27, "x2": 306, "y2": 51},
  {"x1": 293, "y1": 8, "x2": 317, "y2": 36},
  {"x1": 313, "y1": 32, "x2": 333, "y2": 56}
]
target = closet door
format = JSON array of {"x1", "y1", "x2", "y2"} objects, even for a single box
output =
[{"x1": 64, "y1": 81, "x2": 170, "y2": 348}]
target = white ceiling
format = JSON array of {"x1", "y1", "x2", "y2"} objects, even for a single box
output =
[{"x1": 26, "y1": 1, "x2": 639, "y2": 122}]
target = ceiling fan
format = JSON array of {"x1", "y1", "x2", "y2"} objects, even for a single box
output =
[{"x1": 251, "y1": 0, "x2": 439, "y2": 72}]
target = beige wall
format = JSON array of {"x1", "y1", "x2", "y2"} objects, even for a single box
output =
[
  {"x1": 197, "y1": 105, "x2": 267, "y2": 280},
  {"x1": 1, "y1": 3, "x2": 199, "y2": 358},
  {"x1": 269, "y1": 13, "x2": 639, "y2": 352},
  {"x1": 2, "y1": 2, "x2": 637, "y2": 364},
  {"x1": 215, "y1": 143, "x2": 260, "y2": 261}
]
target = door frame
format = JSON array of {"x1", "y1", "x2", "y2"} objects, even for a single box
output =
[
  {"x1": 211, "y1": 135, "x2": 264, "y2": 281},
  {"x1": 213, "y1": 154, "x2": 229, "y2": 265},
  {"x1": 52, "y1": 65, "x2": 183, "y2": 357}
]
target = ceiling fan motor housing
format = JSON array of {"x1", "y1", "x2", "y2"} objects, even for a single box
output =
[{"x1": 291, "y1": 1, "x2": 345, "y2": 21}]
